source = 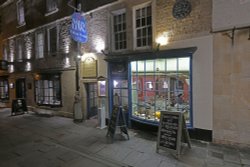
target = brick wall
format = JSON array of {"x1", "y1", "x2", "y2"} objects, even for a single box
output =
[{"x1": 155, "y1": 0, "x2": 212, "y2": 42}]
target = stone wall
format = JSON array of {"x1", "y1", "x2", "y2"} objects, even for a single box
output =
[{"x1": 213, "y1": 30, "x2": 250, "y2": 146}]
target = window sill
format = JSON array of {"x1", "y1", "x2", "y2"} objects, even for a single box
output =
[
  {"x1": 45, "y1": 8, "x2": 59, "y2": 17},
  {"x1": 134, "y1": 46, "x2": 152, "y2": 51}
]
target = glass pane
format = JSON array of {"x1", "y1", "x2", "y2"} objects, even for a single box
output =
[
  {"x1": 136, "y1": 19, "x2": 140, "y2": 28},
  {"x1": 137, "y1": 60, "x2": 145, "y2": 72}
]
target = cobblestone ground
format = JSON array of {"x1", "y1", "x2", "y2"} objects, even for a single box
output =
[{"x1": 0, "y1": 108, "x2": 249, "y2": 167}]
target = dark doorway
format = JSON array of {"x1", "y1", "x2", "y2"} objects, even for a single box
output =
[
  {"x1": 86, "y1": 83, "x2": 98, "y2": 119},
  {"x1": 16, "y1": 78, "x2": 26, "y2": 99}
]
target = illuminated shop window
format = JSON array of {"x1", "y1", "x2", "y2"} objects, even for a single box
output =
[
  {"x1": 0, "y1": 78, "x2": 9, "y2": 100},
  {"x1": 130, "y1": 57, "x2": 191, "y2": 124},
  {"x1": 35, "y1": 74, "x2": 61, "y2": 106}
]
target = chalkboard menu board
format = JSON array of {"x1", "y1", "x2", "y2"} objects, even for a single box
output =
[
  {"x1": 11, "y1": 99, "x2": 27, "y2": 116},
  {"x1": 157, "y1": 111, "x2": 183, "y2": 156},
  {"x1": 106, "y1": 106, "x2": 129, "y2": 141},
  {"x1": 156, "y1": 111, "x2": 191, "y2": 158},
  {"x1": 107, "y1": 106, "x2": 119, "y2": 138}
]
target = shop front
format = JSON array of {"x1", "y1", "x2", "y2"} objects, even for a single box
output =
[{"x1": 107, "y1": 47, "x2": 196, "y2": 128}]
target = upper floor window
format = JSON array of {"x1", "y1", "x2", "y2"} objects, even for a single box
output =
[
  {"x1": 36, "y1": 32, "x2": 44, "y2": 59},
  {"x1": 47, "y1": 26, "x2": 58, "y2": 55},
  {"x1": 35, "y1": 74, "x2": 61, "y2": 106},
  {"x1": 16, "y1": 38, "x2": 23, "y2": 61},
  {"x1": 134, "y1": 3, "x2": 152, "y2": 49},
  {"x1": 112, "y1": 9, "x2": 127, "y2": 51},
  {"x1": 46, "y1": 0, "x2": 58, "y2": 15},
  {"x1": 0, "y1": 78, "x2": 9, "y2": 100},
  {"x1": 16, "y1": 0, "x2": 25, "y2": 26}
]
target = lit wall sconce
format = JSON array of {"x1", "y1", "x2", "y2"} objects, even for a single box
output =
[
  {"x1": 95, "y1": 37, "x2": 105, "y2": 53},
  {"x1": 156, "y1": 31, "x2": 171, "y2": 50},
  {"x1": 9, "y1": 83, "x2": 14, "y2": 89}
]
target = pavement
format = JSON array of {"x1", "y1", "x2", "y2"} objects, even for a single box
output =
[{"x1": 0, "y1": 108, "x2": 250, "y2": 167}]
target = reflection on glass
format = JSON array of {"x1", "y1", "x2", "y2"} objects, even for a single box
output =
[
  {"x1": 113, "y1": 79, "x2": 128, "y2": 113},
  {"x1": 130, "y1": 58, "x2": 191, "y2": 124}
]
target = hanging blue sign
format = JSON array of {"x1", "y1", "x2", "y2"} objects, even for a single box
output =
[{"x1": 70, "y1": 12, "x2": 88, "y2": 43}]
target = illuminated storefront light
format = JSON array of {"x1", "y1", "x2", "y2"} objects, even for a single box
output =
[
  {"x1": 63, "y1": 57, "x2": 71, "y2": 68},
  {"x1": 80, "y1": 53, "x2": 97, "y2": 62},
  {"x1": 8, "y1": 65, "x2": 14, "y2": 73},
  {"x1": 25, "y1": 36, "x2": 32, "y2": 59},
  {"x1": 25, "y1": 62, "x2": 32, "y2": 71},
  {"x1": 156, "y1": 31, "x2": 171, "y2": 49},
  {"x1": 94, "y1": 36, "x2": 105, "y2": 53}
]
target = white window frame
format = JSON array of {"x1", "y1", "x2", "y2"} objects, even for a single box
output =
[
  {"x1": 35, "y1": 74, "x2": 62, "y2": 106},
  {"x1": 36, "y1": 31, "x2": 45, "y2": 59},
  {"x1": 45, "y1": 0, "x2": 59, "y2": 16},
  {"x1": 47, "y1": 25, "x2": 59, "y2": 55},
  {"x1": 133, "y1": 2, "x2": 152, "y2": 50},
  {"x1": 16, "y1": 38, "x2": 23, "y2": 62},
  {"x1": 111, "y1": 9, "x2": 127, "y2": 52},
  {"x1": 16, "y1": 0, "x2": 25, "y2": 26}
]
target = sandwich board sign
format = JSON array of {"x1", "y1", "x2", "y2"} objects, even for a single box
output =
[
  {"x1": 156, "y1": 111, "x2": 191, "y2": 158},
  {"x1": 106, "y1": 105, "x2": 129, "y2": 141},
  {"x1": 70, "y1": 12, "x2": 88, "y2": 43}
]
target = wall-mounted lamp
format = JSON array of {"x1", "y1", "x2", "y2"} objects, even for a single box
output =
[
  {"x1": 156, "y1": 31, "x2": 171, "y2": 50},
  {"x1": 9, "y1": 83, "x2": 14, "y2": 89},
  {"x1": 95, "y1": 37, "x2": 105, "y2": 53}
]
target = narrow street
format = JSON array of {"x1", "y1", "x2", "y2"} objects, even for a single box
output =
[{"x1": 0, "y1": 109, "x2": 250, "y2": 167}]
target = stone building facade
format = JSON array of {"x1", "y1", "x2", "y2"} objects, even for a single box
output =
[
  {"x1": 212, "y1": 0, "x2": 250, "y2": 146},
  {"x1": 1, "y1": 0, "x2": 249, "y2": 146},
  {"x1": 0, "y1": 0, "x2": 117, "y2": 117}
]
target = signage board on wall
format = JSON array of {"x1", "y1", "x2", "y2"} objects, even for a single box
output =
[
  {"x1": 70, "y1": 12, "x2": 88, "y2": 43},
  {"x1": 81, "y1": 57, "x2": 97, "y2": 78}
]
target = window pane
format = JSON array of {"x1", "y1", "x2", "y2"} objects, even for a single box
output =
[
  {"x1": 135, "y1": 4, "x2": 152, "y2": 48},
  {"x1": 49, "y1": 27, "x2": 57, "y2": 53},
  {"x1": 35, "y1": 74, "x2": 61, "y2": 106},
  {"x1": 17, "y1": 0, "x2": 25, "y2": 25},
  {"x1": 46, "y1": 0, "x2": 58, "y2": 13},
  {"x1": 0, "y1": 79, "x2": 8, "y2": 99},
  {"x1": 113, "y1": 11, "x2": 127, "y2": 50}
]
